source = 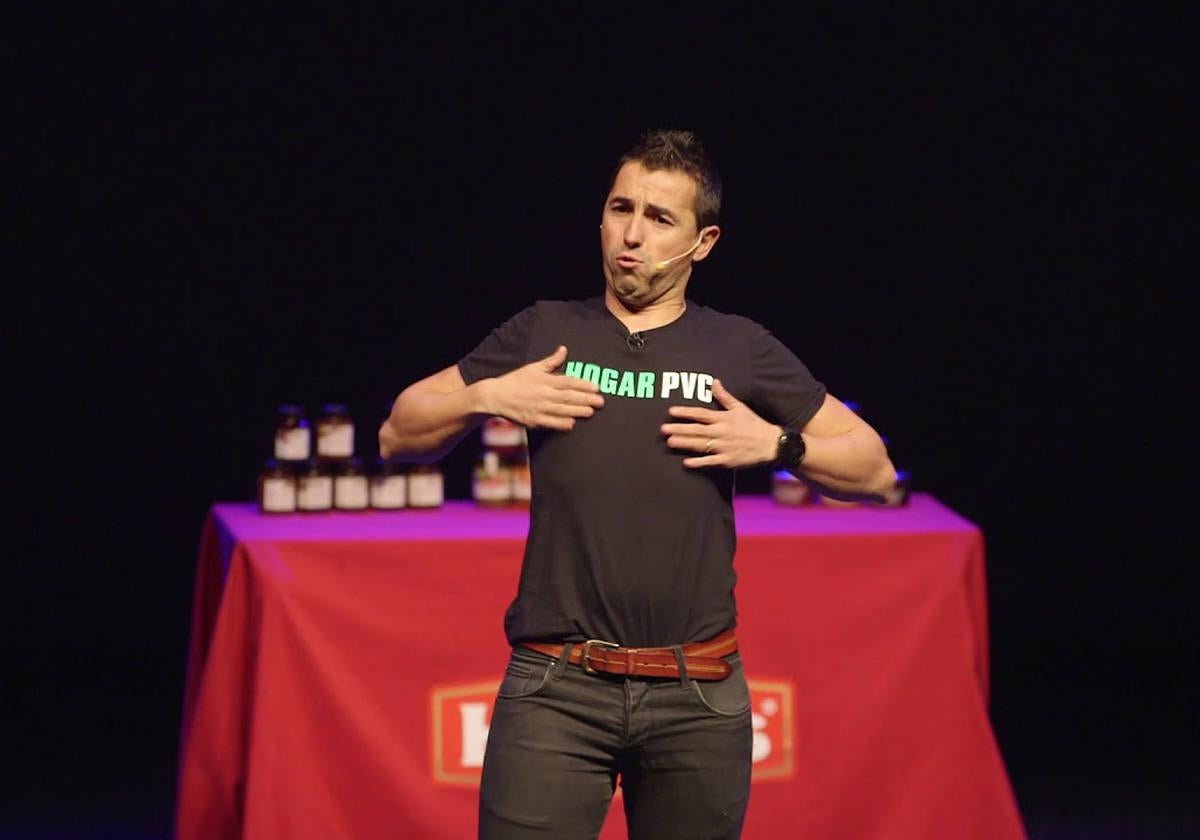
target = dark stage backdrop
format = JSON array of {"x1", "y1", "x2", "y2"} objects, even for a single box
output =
[{"x1": 10, "y1": 6, "x2": 1193, "y2": 837}]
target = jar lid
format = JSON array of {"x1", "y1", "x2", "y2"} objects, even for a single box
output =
[
  {"x1": 321, "y1": 403, "x2": 351, "y2": 417},
  {"x1": 300, "y1": 457, "x2": 331, "y2": 474},
  {"x1": 339, "y1": 456, "x2": 364, "y2": 474},
  {"x1": 262, "y1": 458, "x2": 293, "y2": 472},
  {"x1": 277, "y1": 404, "x2": 305, "y2": 417},
  {"x1": 374, "y1": 456, "x2": 408, "y2": 475}
]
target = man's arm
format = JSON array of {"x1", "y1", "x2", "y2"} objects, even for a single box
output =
[
  {"x1": 787, "y1": 393, "x2": 895, "y2": 499},
  {"x1": 379, "y1": 346, "x2": 605, "y2": 462},
  {"x1": 378, "y1": 364, "x2": 487, "y2": 463},
  {"x1": 661, "y1": 381, "x2": 895, "y2": 500}
]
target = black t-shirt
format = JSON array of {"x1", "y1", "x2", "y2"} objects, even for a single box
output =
[{"x1": 458, "y1": 296, "x2": 826, "y2": 648}]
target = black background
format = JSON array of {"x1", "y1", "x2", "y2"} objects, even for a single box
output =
[{"x1": 8, "y1": 5, "x2": 1194, "y2": 838}]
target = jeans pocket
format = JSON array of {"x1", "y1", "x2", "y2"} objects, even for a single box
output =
[
  {"x1": 690, "y1": 660, "x2": 752, "y2": 717},
  {"x1": 495, "y1": 650, "x2": 555, "y2": 699}
]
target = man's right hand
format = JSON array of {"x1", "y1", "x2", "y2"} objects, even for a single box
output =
[{"x1": 481, "y1": 346, "x2": 604, "y2": 431}]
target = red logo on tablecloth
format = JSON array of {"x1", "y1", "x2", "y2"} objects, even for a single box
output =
[
  {"x1": 748, "y1": 680, "x2": 795, "y2": 780},
  {"x1": 430, "y1": 681, "x2": 498, "y2": 785},
  {"x1": 430, "y1": 679, "x2": 795, "y2": 786}
]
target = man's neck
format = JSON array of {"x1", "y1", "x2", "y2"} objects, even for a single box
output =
[{"x1": 604, "y1": 289, "x2": 689, "y2": 333}]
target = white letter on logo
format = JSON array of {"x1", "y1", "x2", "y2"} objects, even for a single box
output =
[
  {"x1": 680, "y1": 372, "x2": 698, "y2": 400},
  {"x1": 751, "y1": 711, "x2": 772, "y2": 764},
  {"x1": 460, "y1": 702, "x2": 491, "y2": 768},
  {"x1": 697, "y1": 374, "x2": 713, "y2": 403},
  {"x1": 661, "y1": 371, "x2": 681, "y2": 398}
]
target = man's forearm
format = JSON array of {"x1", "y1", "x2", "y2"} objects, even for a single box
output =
[
  {"x1": 378, "y1": 380, "x2": 491, "y2": 461},
  {"x1": 793, "y1": 429, "x2": 896, "y2": 499}
]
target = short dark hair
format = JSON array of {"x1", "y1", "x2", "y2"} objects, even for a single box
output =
[{"x1": 613, "y1": 129, "x2": 722, "y2": 229}]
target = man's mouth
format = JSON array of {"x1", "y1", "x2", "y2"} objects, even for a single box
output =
[{"x1": 616, "y1": 254, "x2": 641, "y2": 269}]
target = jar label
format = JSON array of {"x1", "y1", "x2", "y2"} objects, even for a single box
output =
[
  {"x1": 275, "y1": 428, "x2": 311, "y2": 460},
  {"x1": 370, "y1": 476, "x2": 407, "y2": 508},
  {"x1": 772, "y1": 483, "x2": 810, "y2": 506},
  {"x1": 317, "y1": 424, "x2": 355, "y2": 458},
  {"x1": 261, "y1": 477, "x2": 296, "y2": 512},
  {"x1": 297, "y1": 475, "x2": 333, "y2": 510},
  {"x1": 473, "y1": 473, "x2": 511, "y2": 502},
  {"x1": 335, "y1": 476, "x2": 369, "y2": 509},
  {"x1": 408, "y1": 473, "x2": 444, "y2": 507},
  {"x1": 482, "y1": 425, "x2": 524, "y2": 448}
]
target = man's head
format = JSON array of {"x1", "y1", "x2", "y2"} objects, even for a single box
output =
[
  {"x1": 600, "y1": 130, "x2": 723, "y2": 312},
  {"x1": 611, "y1": 130, "x2": 722, "y2": 229}
]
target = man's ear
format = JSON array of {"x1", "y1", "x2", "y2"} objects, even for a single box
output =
[{"x1": 693, "y1": 226, "x2": 721, "y2": 262}]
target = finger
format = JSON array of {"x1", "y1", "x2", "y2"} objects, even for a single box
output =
[
  {"x1": 667, "y1": 406, "x2": 720, "y2": 421},
  {"x1": 682, "y1": 454, "x2": 723, "y2": 469},
  {"x1": 558, "y1": 376, "x2": 603, "y2": 397},
  {"x1": 538, "y1": 415, "x2": 576, "y2": 431},
  {"x1": 666, "y1": 435, "x2": 715, "y2": 452},
  {"x1": 660, "y1": 422, "x2": 711, "y2": 436},
  {"x1": 711, "y1": 378, "x2": 741, "y2": 410},
  {"x1": 544, "y1": 403, "x2": 596, "y2": 419},
  {"x1": 554, "y1": 385, "x2": 604, "y2": 408},
  {"x1": 540, "y1": 345, "x2": 568, "y2": 372}
]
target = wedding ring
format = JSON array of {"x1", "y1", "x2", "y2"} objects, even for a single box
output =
[{"x1": 704, "y1": 439, "x2": 715, "y2": 454}]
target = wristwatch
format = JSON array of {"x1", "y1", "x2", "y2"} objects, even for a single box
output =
[{"x1": 774, "y1": 427, "x2": 806, "y2": 471}]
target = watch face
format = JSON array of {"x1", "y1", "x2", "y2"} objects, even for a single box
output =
[{"x1": 779, "y1": 430, "x2": 805, "y2": 468}]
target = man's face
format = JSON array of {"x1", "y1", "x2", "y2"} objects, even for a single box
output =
[{"x1": 600, "y1": 161, "x2": 710, "y2": 309}]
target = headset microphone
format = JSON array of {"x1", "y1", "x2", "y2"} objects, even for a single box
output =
[{"x1": 655, "y1": 233, "x2": 705, "y2": 271}]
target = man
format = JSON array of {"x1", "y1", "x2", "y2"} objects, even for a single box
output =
[{"x1": 379, "y1": 129, "x2": 895, "y2": 839}]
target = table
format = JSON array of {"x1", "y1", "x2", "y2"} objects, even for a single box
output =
[{"x1": 176, "y1": 495, "x2": 1025, "y2": 839}]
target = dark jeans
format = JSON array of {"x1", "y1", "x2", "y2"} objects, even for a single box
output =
[{"x1": 478, "y1": 643, "x2": 753, "y2": 840}]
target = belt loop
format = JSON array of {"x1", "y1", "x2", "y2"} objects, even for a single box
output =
[
  {"x1": 671, "y1": 645, "x2": 691, "y2": 689},
  {"x1": 552, "y1": 642, "x2": 574, "y2": 678}
]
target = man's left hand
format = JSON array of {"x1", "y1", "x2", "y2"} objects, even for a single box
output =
[{"x1": 661, "y1": 379, "x2": 780, "y2": 469}]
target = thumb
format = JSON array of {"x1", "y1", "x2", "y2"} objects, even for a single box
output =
[
  {"x1": 712, "y1": 378, "x2": 740, "y2": 409},
  {"x1": 540, "y1": 345, "x2": 568, "y2": 372}
]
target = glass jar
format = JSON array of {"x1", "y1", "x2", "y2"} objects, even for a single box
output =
[
  {"x1": 316, "y1": 403, "x2": 355, "y2": 460},
  {"x1": 482, "y1": 417, "x2": 525, "y2": 454},
  {"x1": 370, "y1": 457, "x2": 407, "y2": 510},
  {"x1": 473, "y1": 450, "x2": 511, "y2": 507},
  {"x1": 509, "y1": 457, "x2": 531, "y2": 508},
  {"x1": 407, "y1": 463, "x2": 444, "y2": 509},
  {"x1": 296, "y1": 458, "x2": 334, "y2": 512},
  {"x1": 274, "y1": 405, "x2": 311, "y2": 462},
  {"x1": 334, "y1": 456, "x2": 369, "y2": 511},
  {"x1": 771, "y1": 469, "x2": 812, "y2": 506},
  {"x1": 258, "y1": 459, "x2": 297, "y2": 514}
]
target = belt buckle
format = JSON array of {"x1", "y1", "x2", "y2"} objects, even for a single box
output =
[{"x1": 580, "y1": 639, "x2": 620, "y2": 674}]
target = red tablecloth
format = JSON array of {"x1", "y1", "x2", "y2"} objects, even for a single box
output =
[{"x1": 176, "y1": 495, "x2": 1025, "y2": 839}]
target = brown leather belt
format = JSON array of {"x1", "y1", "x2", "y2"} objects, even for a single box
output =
[{"x1": 521, "y1": 629, "x2": 737, "y2": 681}]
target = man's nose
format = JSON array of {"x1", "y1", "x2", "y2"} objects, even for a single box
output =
[{"x1": 622, "y1": 213, "x2": 644, "y2": 247}]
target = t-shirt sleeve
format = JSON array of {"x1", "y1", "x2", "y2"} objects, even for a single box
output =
[
  {"x1": 457, "y1": 305, "x2": 540, "y2": 385},
  {"x1": 749, "y1": 327, "x2": 827, "y2": 429}
]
